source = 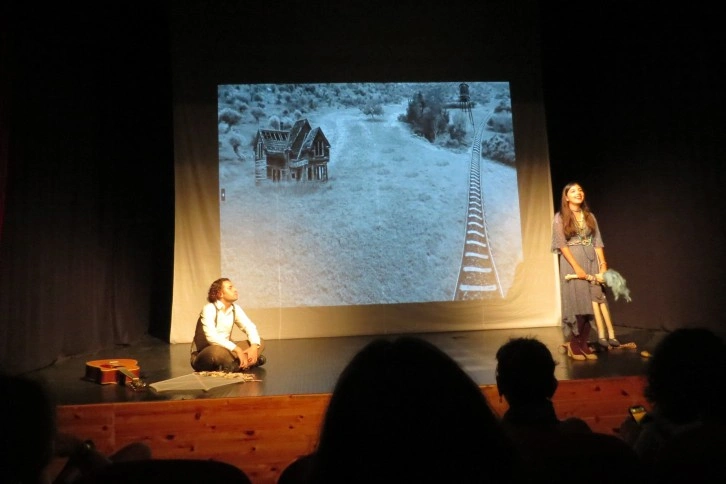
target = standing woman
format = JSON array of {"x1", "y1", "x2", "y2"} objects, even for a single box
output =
[{"x1": 551, "y1": 182, "x2": 616, "y2": 360}]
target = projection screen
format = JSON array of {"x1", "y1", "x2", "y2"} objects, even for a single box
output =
[{"x1": 168, "y1": 1, "x2": 560, "y2": 344}]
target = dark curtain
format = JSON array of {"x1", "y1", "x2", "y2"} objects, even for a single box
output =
[
  {"x1": 0, "y1": 3, "x2": 9, "y2": 243},
  {"x1": 0, "y1": 4, "x2": 174, "y2": 374},
  {"x1": 541, "y1": 2, "x2": 726, "y2": 335}
]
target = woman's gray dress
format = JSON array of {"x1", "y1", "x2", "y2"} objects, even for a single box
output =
[{"x1": 551, "y1": 212, "x2": 608, "y2": 338}]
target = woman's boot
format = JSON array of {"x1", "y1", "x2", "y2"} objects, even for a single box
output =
[{"x1": 576, "y1": 315, "x2": 597, "y2": 360}]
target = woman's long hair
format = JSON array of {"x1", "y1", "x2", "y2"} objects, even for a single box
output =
[{"x1": 560, "y1": 181, "x2": 596, "y2": 238}]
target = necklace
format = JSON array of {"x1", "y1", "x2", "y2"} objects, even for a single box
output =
[{"x1": 574, "y1": 210, "x2": 586, "y2": 237}]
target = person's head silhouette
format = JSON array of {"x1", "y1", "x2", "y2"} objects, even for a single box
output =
[
  {"x1": 496, "y1": 336, "x2": 558, "y2": 406},
  {"x1": 644, "y1": 327, "x2": 726, "y2": 424},
  {"x1": 308, "y1": 336, "x2": 521, "y2": 483}
]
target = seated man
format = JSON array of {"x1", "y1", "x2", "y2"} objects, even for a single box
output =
[{"x1": 190, "y1": 278, "x2": 265, "y2": 372}]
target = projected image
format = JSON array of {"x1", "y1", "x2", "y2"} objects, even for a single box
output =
[{"x1": 218, "y1": 82, "x2": 522, "y2": 309}]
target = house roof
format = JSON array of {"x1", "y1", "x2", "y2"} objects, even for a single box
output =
[
  {"x1": 258, "y1": 129, "x2": 290, "y2": 153},
  {"x1": 300, "y1": 127, "x2": 324, "y2": 152},
  {"x1": 257, "y1": 119, "x2": 329, "y2": 158}
]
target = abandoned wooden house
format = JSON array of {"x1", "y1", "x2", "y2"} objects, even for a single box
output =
[{"x1": 253, "y1": 118, "x2": 330, "y2": 183}]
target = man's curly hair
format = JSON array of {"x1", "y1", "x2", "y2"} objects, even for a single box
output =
[{"x1": 207, "y1": 278, "x2": 230, "y2": 303}]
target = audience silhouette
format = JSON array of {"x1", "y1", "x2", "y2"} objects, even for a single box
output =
[
  {"x1": 495, "y1": 337, "x2": 643, "y2": 483},
  {"x1": 1, "y1": 372, "x2": 57, "y2": 484},
  {"x1": 495, "y1": 336, "x2": 592, "y2": 436},
  {"x1": 289, "y1": 336, "x2": 524, "y2": 483},
  {"x1": 73, "y1": 458, "x2": 252, "y2": 484},
  {"x1": 0, "y1": 372, "x2": 152, "y2": 484},
  {"x1": 618, "y1": 327, "x2": 726, "y2": 482}
]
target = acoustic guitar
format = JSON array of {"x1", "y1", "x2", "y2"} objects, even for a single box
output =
[{"x1": 84, "y1": 358, "x2": 147, "y2": 391}]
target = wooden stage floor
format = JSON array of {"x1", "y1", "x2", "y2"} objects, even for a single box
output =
[
  {"x1": 26, "y1": 325, "x2": 664, "y2": 406},
  {"x1": 27, "y1": 325, "x2": 666, "y2": 484}
]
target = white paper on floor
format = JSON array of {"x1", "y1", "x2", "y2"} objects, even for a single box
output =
[{"x1": 149, "y1": 372, "x2": 260, "y2": 392}]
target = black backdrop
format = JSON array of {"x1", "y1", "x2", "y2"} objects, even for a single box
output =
[{"x1": 1, "y1": 1, "x2": 724, "y2": 374}]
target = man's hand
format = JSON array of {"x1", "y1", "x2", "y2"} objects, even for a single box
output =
[
  {"x1": 233, "y1": 345, "x2": 259, "y2": 369},
  {"x1": 244, "y1": 345, "x2": 260, "y2": 368},
  {"x1": 232, "y1": 346, "x2": 247, "y2": 369}
]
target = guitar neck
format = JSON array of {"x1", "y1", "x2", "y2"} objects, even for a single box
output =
[
  {"x1": 116, "y1": 366, "x2": 147, "y2": 391},
  {"x1": 116, "y1": 366, "x2": 138, "y2": 381}
]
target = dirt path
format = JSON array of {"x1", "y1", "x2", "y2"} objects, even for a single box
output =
[{"x1": 220, "y1": 102, "x2": 520, "y2": 308}]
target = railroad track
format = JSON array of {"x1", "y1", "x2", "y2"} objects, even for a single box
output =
[{"x1": 454, "y1": 118, "x2": 503, "y2": 300}]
